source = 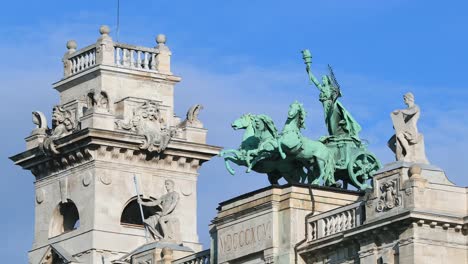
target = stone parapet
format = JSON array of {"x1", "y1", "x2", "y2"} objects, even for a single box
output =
[
  {"x1": 210, "y1": 184, "x2": 363, "y2": 264},
  {"x1": 296, "y1": 163, "x2": 468, "y2": 264}
]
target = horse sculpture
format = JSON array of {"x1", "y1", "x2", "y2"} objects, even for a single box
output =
[
  {"x1": 219, "y1": 113, "x2": 307, "y2": 184},
  {"x1": 277, "y1": 101, "x2": 336, "y2": 185}
]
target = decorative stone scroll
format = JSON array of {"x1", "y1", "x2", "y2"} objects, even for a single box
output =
[
  {"x1": 116, "y1": 101, "x2": 174, "y2": 153},
  {"x1": 32, "y1": 111, "x2": 48, "y2": 135},
  {"x1": 179, "y1": 104, "x2": 204, "y2": 128},
  {"x1": 39, "y1": 105, "x2": 78, "y2": 155},
  {"x1": 376, "y1": 180, "x2": 401, "y2": 212}
]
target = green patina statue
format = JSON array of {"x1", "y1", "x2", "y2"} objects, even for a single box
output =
[{"x1": 219, "y1": 51, "x2": 381, "y2": 190}]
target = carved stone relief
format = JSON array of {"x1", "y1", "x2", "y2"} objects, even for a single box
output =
[
  {"x1": 376, "y1": 180, "x2": 401, "y2": 212},
  {"x1": 86, "y1": 89, "x2": 110, "y2": 113},
  {"x1": 39, "y1": 105, "x2": 78, "y2": 156},
  {"x1": 82, "y1": 172, "x2": 92, "y2": 187},
  {"x1": 179, "y1": 104, "x2": 204, "y2": 128},
  {"x1": 116, "y1": 101, "x2": 175, "y2": 153},
  {"x1": 36, "y1": 189, "x2": 45, "y2": 204}
]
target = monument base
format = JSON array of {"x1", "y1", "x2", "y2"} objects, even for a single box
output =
[{"x1": 210, "y1": 184, "x2": 363, "y2": 264}]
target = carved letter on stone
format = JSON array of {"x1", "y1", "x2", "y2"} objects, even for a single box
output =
[
  {"x1": 376, "y1": 180, "x2": 401, "y2": 212},
  {"x1": 138, "y1": 179, "x2": 180, "y2": 242},
  {"x1": 116, "y1": 101, "x2": 174, "y2": 153}
]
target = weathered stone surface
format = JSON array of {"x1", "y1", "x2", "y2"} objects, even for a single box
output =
[
  {"x1": 296, "y1": 163, "x2": 467, "y2": 264},
  {"x1": 9, "y1": 25, "x2": 221, "y2": 264},
  {"x1": 210, "y1": 184, "x2": 362, "y2": 264}
]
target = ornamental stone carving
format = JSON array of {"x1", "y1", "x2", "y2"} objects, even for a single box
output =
[
  {"x1": 86, "y1": 89, "x2": 110, "y2": 113},
  {"x1": 40, "y1": 105, "x2": 77, "y2": 155},
  {"x1": 32, "y1": 111, "x2": 48, "y2": 135},
  {"x1": 116, "y1": 101, "x2": 174, "y2": 153},
  {"x1": 179, "y1": 104, "x2": 204, "y2": 128},
  {"x1": 376, "y1": 180, "x2": 401, "y2": 212}
]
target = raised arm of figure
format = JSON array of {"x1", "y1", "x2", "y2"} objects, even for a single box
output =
[{"x1": 140, "y1": 198, "x2": 161, "y2": 207}]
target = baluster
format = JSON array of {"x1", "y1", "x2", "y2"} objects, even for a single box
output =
[
  {"x1": 136, "y1": 51, "x2": 141, "y2": 69},
  {"x1": 85, "y1": 53, "x2": 89, "y2": 68},
  {"x1": 80, "y1": 55, "x2": 85, "y2": 70},
  {"x1": 91, "y1": 50, "x2": 96, "y2": 65},
  {"x1": 78, "y1": 56, "x2": 82, "y2": 71},
  {"x1": 122, "y1": 48, "x2": 128, "y2": 66},
  {"x1": 144, "y1": 52, "x2": 149, "y2": 69},
  {"x1": 130, "y1": 49, "x2": 135, "y2": 68},
  {"x1": 70, "y1": 58, "x2": 75, "y2": 73},
  {"x1": 73, "y1": 58, "x2": 78, "y2": 73},
  {"x1": 150, "y1": 53, "x2": 156, "y2": 70},
  {"x1": 116, "y1": 47, "x2": 121, "y2": 65}
]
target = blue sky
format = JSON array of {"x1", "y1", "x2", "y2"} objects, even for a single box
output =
[{"x1": 1, "y1": 0, "x2": 467, "y2": 262}]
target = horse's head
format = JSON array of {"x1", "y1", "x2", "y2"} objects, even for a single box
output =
[
  {"x1": 287, "y1": 101, "x2": 307, "y2": 129},
  {"x1": 232, "y1": 114, "x2": 254, "y2": 130}
]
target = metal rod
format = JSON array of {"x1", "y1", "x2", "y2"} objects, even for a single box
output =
[
  {"x1": 133, "y1": 175, "x2": 149, "y2": 243},
  {"x1": 116, "y1": 0, "x2": 120, "y2": 41}
]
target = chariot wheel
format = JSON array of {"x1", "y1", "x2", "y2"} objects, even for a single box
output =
[{"x1": 347, "y1": 151, "x2": 380, "y2": 190}]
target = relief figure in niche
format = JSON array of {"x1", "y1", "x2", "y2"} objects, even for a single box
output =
[
  {"x1": 40, "y1": 106, "x2": 76, "y2": 155},
  {"x1": 138, "y1": 179, "x2": 180, "y2": 241},
  {"x1": 86, "y1": 90, "x2": 110, "y2": 113},
  {"x1": 116, "y1": 101, "x2": 174, "y2": 152}
]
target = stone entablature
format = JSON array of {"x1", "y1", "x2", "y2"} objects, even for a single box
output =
[{"x1": 12, "y1": 128, "x2": 217, "y2": 180}]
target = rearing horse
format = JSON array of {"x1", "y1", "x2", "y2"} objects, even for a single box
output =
[
  {"x1": 220, "y1": 113, "x2": 306, "y2": 184},
  {"x1": 278, "y1": 101, "x2": 336, "y2": 185}
]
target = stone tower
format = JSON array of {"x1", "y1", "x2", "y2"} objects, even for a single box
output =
[{"x1": 10, "y1": 25, "x2": 220, "y2": 263}]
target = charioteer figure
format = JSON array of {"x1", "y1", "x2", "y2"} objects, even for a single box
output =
[{"x1": 302, "y1": 49, "x2": 361, "y2": 140}]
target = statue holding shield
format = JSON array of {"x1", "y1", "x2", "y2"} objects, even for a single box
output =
[{"x1": 388, "y1": 92, "x2": 429, "y2": 164}]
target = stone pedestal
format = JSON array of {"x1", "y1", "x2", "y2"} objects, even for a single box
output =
[
  {"x1": 210, "y1": 184, "x2": 362, "y2": 264},
  {"x1": 296, "y1": 162, "x2": 467, "y2": 264}
]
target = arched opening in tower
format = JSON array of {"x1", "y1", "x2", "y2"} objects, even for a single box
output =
[
  {"x1": 120, "y1": 197, "x2": 157, "y2": 227},
  {"x1": 49, "y1": 199, "x2": 80, "y2": 238}
]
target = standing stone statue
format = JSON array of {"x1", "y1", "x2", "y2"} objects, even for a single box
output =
[
  {"x1": 388, "y1": 92, "x2": 429, "y2": 164},
  {"x1": 139, "y1": 180, "x2": 180, "y2": 241}
]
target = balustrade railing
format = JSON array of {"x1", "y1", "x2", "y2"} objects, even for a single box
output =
[
  {"x1": 62, "y1": 25, "x2": 170, "y2": 78},
  {"x1": 67, "y1": 45, "x2": 97, "y2": 75},
  {"x1": 113, "y1": 43, "x2": 158, "y2": 71},
  {"x1": 306, "y1": 202, "x2": 363, "y2": 242},
  {"x1": 172, "y1": 249, "x2": 210, "y2": 264}
]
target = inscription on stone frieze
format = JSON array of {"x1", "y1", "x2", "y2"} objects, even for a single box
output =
[{"x1": 218, "y1": 215, "x2": 273, "y2": 263}]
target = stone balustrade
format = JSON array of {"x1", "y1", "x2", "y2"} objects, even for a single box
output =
[
  {"x1": 172, "y1": 249, "x2": 210, "y2": 264},
  {"x1": 114, "y1": 42, "x2": 158, "y2": 71},
  {"x1": 62, "y1": 25, "x2": 171, "y2": 78},
  {"x1": 306, "y1": 202, "x2": 364, "y2": 242}
]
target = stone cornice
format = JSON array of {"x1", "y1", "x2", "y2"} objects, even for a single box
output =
[{"x1": 10, "y1": 128, "x2": 221, "y2": 180}]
